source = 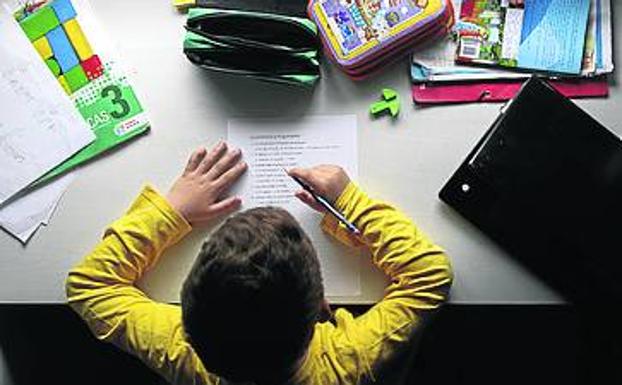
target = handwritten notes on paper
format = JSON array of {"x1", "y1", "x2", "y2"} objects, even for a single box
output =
[
  {"x1": 0, "y1": 9, "x2": 94, "y2": 206},
  {"x1": 228, "y1": 115, "x2": 360, "y2": 297}
]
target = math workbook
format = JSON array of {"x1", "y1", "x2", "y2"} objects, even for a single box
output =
[
  {"x1": 455, "y1": 0, "x2": 591, "y2": 75},
  {"x1": 12, "y1": 0, "x2": 149, "y2": 182}
]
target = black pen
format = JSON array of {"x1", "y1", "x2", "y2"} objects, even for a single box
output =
[{"x1": 285, "y1": 169, "x2": 361, "y2": 235}]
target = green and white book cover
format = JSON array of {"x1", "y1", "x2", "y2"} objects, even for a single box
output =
[{"x1": 13, "y1": 0, "x2": 150, "y2": 182}]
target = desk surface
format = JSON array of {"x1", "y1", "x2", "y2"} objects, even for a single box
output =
[{"x1": 1, "y1": 0, "x2": 620, "y2": 304}]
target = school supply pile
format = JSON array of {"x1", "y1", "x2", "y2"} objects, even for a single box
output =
[
  {"x1": 308, "y1": 0, "x2": 454, "y2": 79},
  {"x1": 0, "y1": 0, "x2": 149, "y2": 243},
  {"x1": 183, "y1": 5, "x2": 321, "y2": 88},
  {"x1": 410, "y1": 0, "x2": 614, "y2": 104}
]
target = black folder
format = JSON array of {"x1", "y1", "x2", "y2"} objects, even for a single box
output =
[{"x1": 440, "y1": 76, "x2": 622, "y2": 304}]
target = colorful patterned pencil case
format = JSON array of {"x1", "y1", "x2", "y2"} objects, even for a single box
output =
[{"x1": 308, "y1": 0, "x2": 454, "y2": 79}]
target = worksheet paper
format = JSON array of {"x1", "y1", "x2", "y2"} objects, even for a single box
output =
[
  {"x1": 0, "y1": 7, "x2": 94, "y2": 206},
  {"x1": 0, "y1": 173, "x2": 74, "y2": 243},
  {"x1": 228, "y1": 115, "x2": 361, "y2": 297}
]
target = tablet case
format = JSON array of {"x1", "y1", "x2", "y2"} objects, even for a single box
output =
[{"x1": 439, "y1": 76, "x2": 622, "y2": 304}]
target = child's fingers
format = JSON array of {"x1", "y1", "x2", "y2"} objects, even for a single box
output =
[
  {"x1": 185, "y1": 147, "x2": 207, "y2": 173},
  {"x1": 198, "y1": 141, "x2": 227, "y2": 174},
  {"x1": 205, "y1": 196, "x2": 242, "y2": 220},
  {"x1": 206, "y1": 148, "x2": 242, "y2": 180},
  {"x1": 295, "y1": 190, "x2": 326, "y2": 213},
  {"x1": 288, "y1": 167, "x2": 318, "y2": 187},
  {"x1": 289, "y1": 166, "x2": 334, "y2": 197},
  {"x1": 214, "y1": 161, "x2": 247, "y2": 192},
  {"x1": 295, "y1": 190, "x2": 314, "y2": 205}
]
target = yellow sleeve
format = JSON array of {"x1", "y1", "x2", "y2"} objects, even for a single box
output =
[
  {"x1": 318, "y1": 182, "x2": 453, "y2": 383},
  {"x1": 65, "y1": 185, "x2": 218, "y2": 385}
]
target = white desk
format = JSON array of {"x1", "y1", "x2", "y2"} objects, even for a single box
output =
[{"x1": 1, "y1": 0, "x2": 620, "y2": 304}]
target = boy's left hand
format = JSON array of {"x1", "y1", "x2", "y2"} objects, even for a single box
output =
[{"x1": 166, "y1": 141, "x2": 247, "y2": 226}]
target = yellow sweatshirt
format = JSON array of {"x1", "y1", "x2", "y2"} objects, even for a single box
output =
[{"x1": 66, "y1": 182, "x2": 452, "y2": 385}]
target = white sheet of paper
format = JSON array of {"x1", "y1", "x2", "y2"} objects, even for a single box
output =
[
  {"x1": 228, "y1": 115, "x2": 361, "y2": 297},
  {"x1": 597, "y1": 0, "x2": 614, "y2": 74},
  {"x1": 0, "y1": 173, "x2": 74, "y2": 243},
  {"x1": 0, "y1": 8, "x2": 94, "y2": 205}
]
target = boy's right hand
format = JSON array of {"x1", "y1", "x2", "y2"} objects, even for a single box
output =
[{"x1": 288, "y1": 165, "x2": 351, "y2": 213}]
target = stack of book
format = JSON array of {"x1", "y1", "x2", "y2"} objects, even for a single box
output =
[
  {"x1": 410, "y1": 0, "x2": 614, "y2": 104},
  {"x1": 308, "y1": 0, "x2": 455, "y2": 79}
]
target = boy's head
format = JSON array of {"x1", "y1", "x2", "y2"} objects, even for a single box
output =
[{"x1": 181, "y1": 207, "x2": 325, "y2": 384}]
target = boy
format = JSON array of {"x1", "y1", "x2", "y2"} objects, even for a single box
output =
[{"x1": 66, "y1": 141, "x2": 453, "y2": 385}]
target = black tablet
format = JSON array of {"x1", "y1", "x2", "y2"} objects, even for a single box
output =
[{"x1": 440, "y1": 76, "x2": 622, "y2": 304}]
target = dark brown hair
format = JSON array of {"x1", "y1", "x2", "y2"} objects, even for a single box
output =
[{"x1": 181, "y1": 207, "x2": 324, "y2": 384}]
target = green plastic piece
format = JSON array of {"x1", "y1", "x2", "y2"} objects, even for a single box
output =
[
  {"x1": 370, "y1": 88, "x2": 400, "y2": 118},
  {"x1": 382, "y1": 88, "x2": 398, "y2": 100},
  {"x1": 19, "y1": 6, "x2": 60, "y2": 41},
  {"x1": 45, "y1": 58, "x2": 61, "y2": 77},
  {"x1": 64, "y1": 65, "x2": 89, "y2": 92}
]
